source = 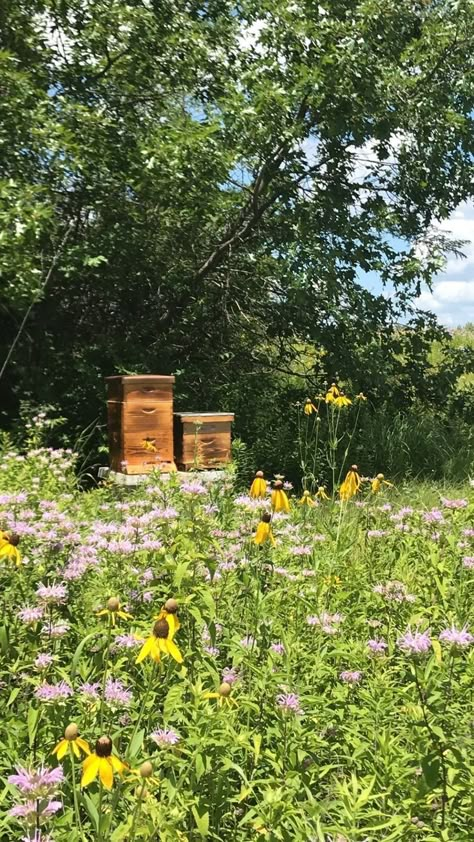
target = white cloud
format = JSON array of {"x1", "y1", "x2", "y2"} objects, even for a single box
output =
[{"x1": 416, "y1": 200, "x2": 474, "y2": 326}]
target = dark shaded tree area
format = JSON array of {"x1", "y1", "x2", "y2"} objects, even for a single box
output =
[{"x1": 1, "y1": 0, "x2": 474, "y2": 476}]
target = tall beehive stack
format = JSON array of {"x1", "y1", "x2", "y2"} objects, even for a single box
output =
[{"x1": 106, "y1": 375, "x2": 176, "y2": 474}]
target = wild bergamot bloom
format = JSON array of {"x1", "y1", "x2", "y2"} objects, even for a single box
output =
[
  {"x1": 52, "y1": 723, "x2": 90, "y2": 760},
  {"x1": 97, "y1": 596, "x2": 132, "y2": 627},
  {"x1": 271, "y1": 480, "x2": 290, "y2": 513},
  {"x1": 303, "y1": 398, "x2": 317, "y2": 416},
  {"x1": 0, "y1": 532, "x2": 21, "y2": 566},
  {"x1": 299, "y1": 490, "x2": 315, "y2": 506},
  {"x1": 203, "y1": 682, "x2": 238, "y2": 708},
  {"x1": 249, "y1": 470, "x2": 267, "y2": 498},
  {"x1": 155, "y1": 598, "x2": 180, "y2": 636},
  {"x1": 81, "y1": 736, "x2": 127, "y2": 789},
  {"x1": 253, "y1": 512, "x2": 275, "y2": 546},
  {"x1": 339, "y1": 465, "x2": 362, "y2": 501},
  {"x1": 136, "y1": 617, "x2": 183, "y2": 664},
  {"x1": 371, "y1": 473, "x2": 394, "y2": 494},
  {"x1": 316, "y1": 485, "x2": 330, "y2": 501}
]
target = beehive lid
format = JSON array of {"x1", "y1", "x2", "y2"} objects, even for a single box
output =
[{"x1": 176, "y1": 412, "x2": 234, "y2": 422}]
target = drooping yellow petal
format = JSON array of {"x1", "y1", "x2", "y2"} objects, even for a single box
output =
[
  {"x1": 76, "y1": 737, "x2": 91, "y2": 755},
  {"x1": 249, "y1": 477, "x2": 267, "y2": 498},
  {"x1": 96, "y1": 609, "x2": 108, "y2": 617},
  {"x1": 81, "y1": 754, "x2": 100, "y2": 788},
  {"x1": 72, "y1": 740, "x2": 81, "y2": 758},
  {"x1": 135, "y1": 636, "x2": 155, "y2": 664},
  {"x1": 166, "y1": 638, "x2": 183, "y2": 663},
  {"x1": 203, "y1": 692, "x2": 220, "y2": 699},
  {"x1": 53, "y1": 739, "x2": 68, "y2": 760},
  {"x1": 99, "y1": 758, "x2": 114, "y2": 790},
  {"x1": 110, "y1": 755, "x2": 127, "y2": 775}
]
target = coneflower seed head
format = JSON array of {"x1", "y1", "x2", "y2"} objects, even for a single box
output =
[
  {"x1": 219, "y1": 682, "x2": 232, "y2": 697},
  {"x1": 95, "y1": 736, "x2": 113, "y2": 757},
  {"x1": 261, "y1": 512, "x2": 271, "y2": 524},
  {"x1": 153, "y1": 619, "x2": 169, "y2": 639}
]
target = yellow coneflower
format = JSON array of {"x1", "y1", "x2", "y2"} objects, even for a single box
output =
[
  {"x1": 271, "y1": 480, "x2": 290, "y2": 513},
  {"x1": 81, "y1": 736, "x2": 127, "y2": 789},
  {"x1": 325, "y1": 383, "x2": 340, "y2": 403},
  {"x1": 316, "y1": 485, "x2": 330, "y2": 501},
  {"x1": 0, "y1": 532, "x2": 21, "y2": 566},
  {"x1": 155, "y1": 598, "x2": 180, "y2": 636},
  {"x1": 249, "y1": 471, "x2": 267, "y2": 498},
  {"x1": 299, "y1": 490, "x2": 315, "y2": 506},
  {"x1": 253, "y1": 513, "x2": 275, "y2": 546},
  {"x1": 97, "y1": 596, "x2": 132, "y2": 627},
  {"x1": 339, "y1": 465, "x2": 362, "y2": 501},
  {"x1": 371, "y1": 473, "x2": 394, "y2": 494},
  {"x1": 334, "y1": 392, "x2": 352, "y2": 409},
  {"x1": 141, "y1": 438, "x2": 157, "y2": 453},
  {"x1": 136, "y1": 617, "x2": 183, "y2": 665},
  {"x1": 53, "y1": 723, "x2": 90, "y2": 760},
  {"x1": 203, "y1": 682, "x2": 238, "y2": 708},
  {"x1": 303, "y1": 399, "x2": 317, "y2": 416},
  {"x1": 324, "y1": 575, "x2": 342, "y2": 588}
]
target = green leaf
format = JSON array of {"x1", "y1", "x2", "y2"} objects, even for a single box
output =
[{"x1": 191, "y1": 805, "x2": 209, "y2": 837}]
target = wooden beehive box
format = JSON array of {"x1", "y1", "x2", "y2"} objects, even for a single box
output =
[
  {"x1": 174, "y1": 412, "x2": 234, "y2": 470},
  {"x1": 106, "y1": 375, "x2": 176, "y2": 474}
]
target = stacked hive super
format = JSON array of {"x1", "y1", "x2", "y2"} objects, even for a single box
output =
[{"x1": 106, "y1": 375, "x2": 176, "y2": 474}]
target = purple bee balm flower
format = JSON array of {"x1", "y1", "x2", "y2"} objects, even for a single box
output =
[
  {"x1": 17, "y1": 606, "x2": 44, "y2": 623},
  {"x1": 367, "y1": 639, "x2": 388, "y2": 655},
  {"x1": 378, "y1": 503, "x2": 392, "y2": 512},
  {"x1": 397, "y1": 628, "x2": 432, "y2": 656},
  {"x1": 10, "y1": 800, "x2": 62, "y2": 819},
  {"x1": 340, "y1": 670, "x2": 363, "y2": 684},
  {"x1": 270, "y1": 642, "x2": 285, "y2": 655},
  {"x1": 277, "y1": 693, "x2": 303, "y2": 714},
  {"x1": 462, "y1": 528, "x2": 474, "y2": 537},
  {"x1": 181, "y1": 481, "x2": 207, "y2": 495},
  {"x1": 292, "y1": 545, "x2": 312, "y2": 556},
  {"x1": 422, "y1": 509, "x2": 445, "y2": 524},
  {"x1": 150, "y1": 728, "x2": 180, "y2": 747},
  {"x1": 439, "y1": 625, "x2": 474, "y2": 649},
  {"x1": 36, "y1": 582, "x2": 68, "y2": 604},
  {"x1": 462, "y1": 556, "x2": 474, "y2": 569},
  {"x1": 104, "y1": 678, "x2": 133, "y2": 707},
  {"x1": 41, "y1": 622, "x2": 69, "y2": 638},
  {"x1": 222, "y1": 667, "x2": 240, "y2": 685},
  {"x1": 8, "y1": 765, "x2": 64, "y2": 797},
  {"x1": 34, "y1": 653, "x2": 55, "y2": 670},
  {"x1": 204, "y1": 645, "x2": 220, "y2": 657},
  {"x1": 35, "y1": 681, "x2": 73, "y2": 703},
  {"x1": 113, "y1": 633, "x2": 143, "y2": 650},
  {"x1": 78, "y1": 682, "x2": 100, "y2": 702},
  {"x1": 440, "y1": 497, "x2": 468, "y2": 509}
]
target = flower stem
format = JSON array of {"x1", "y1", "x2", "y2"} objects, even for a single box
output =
[
  {"x1": 99, "y1": 616, "x2": 113, "y2": 731},
  {"x1": 127, "y1": 662, "x2": 156, "y2": 760},
  {"x1": 129, "y1": 779, "x2": 147, "y2": 842},
  {"x1": 69, "y1": 745, "x2": 85, "y2": 840}
]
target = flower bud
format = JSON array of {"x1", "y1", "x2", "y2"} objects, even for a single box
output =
[
  {"x1": 64, "y1": 722, "x2": 79, "y2": 741},
  {"x1": 164, "y1": 598, "x2": 178, "y2": 614},
  {"x1": 107, "y1": 597, "x2": 120, "y2": 612},
  {"x1": 140, "y1": 761, "x2": 153, "y2": 778},
  {"x1": 219, "y1": 682, "x2": 232, "y2": 697}
]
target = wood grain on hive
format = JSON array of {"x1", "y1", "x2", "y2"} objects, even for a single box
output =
[
  {"x1": 106, "y1": 375, "x2": 176, "y2": 474},
  {"x1": 174, "y1": 412, "x2": 234, "y2": 470}
]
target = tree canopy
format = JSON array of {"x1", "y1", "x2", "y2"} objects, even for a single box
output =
[{"x1": 1, "y1": 0, "x2": 474, "y2": 467}]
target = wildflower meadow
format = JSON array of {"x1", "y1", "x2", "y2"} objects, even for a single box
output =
[{"x1": 1, "y1": 410, "x2": 473, "y2": 842}]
